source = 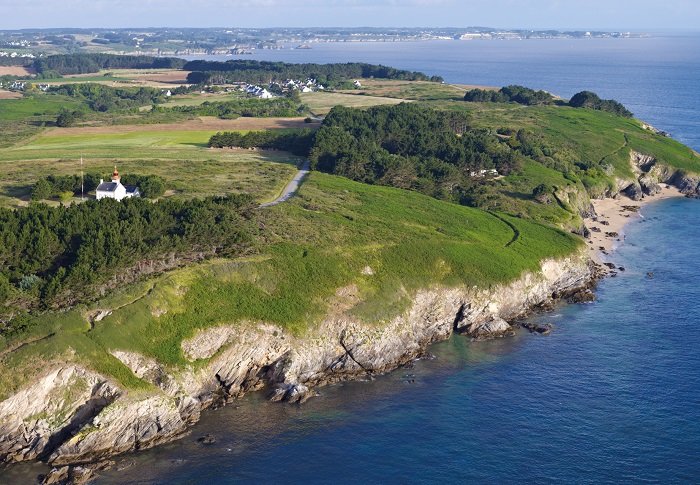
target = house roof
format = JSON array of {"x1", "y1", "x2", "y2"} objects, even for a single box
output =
[
  {"x1": 96, "y1": 182, "x2": 119, "y2": 192},
  {"x1": 125, "y1": 185, "x2": 139, "y2": 194}
]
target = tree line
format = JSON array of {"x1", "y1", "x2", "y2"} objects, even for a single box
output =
[
  {"x1": 183, "y1": 60, "x2": 443, "y2": 87},
  {"x1": 50, "y1": 83, "x2": 166, "y2": 113},
  {"x1": 464, "y1": 85, "x2": 633, "y2": 117},
  {"x1": 308, "y1": 103, "x2": 524, "y2": 203},
  {"x1": 208, "y1": 129, "x2": 316, "y2": 156},
  {"x1": 464, "y1": 85, "x2": 556, "y2": 105},
  {"x1": 154, "y1": 96, "x2": 305, "y2": 119},
  {"x1": 31, "y1": 173, "x2": 166, "y2": 201},
  {"x1": 0, "y1": 195, "x2": 257, "y2": 328},
  {"x1": 33, "y1": 53, "x2": 186, "y2": 76}
]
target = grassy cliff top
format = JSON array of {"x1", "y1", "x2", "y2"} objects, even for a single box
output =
[{"x1": 0, "y1": 173, "x2": 582, "y2": 399}]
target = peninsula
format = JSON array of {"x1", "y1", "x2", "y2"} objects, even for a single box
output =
[{"x1": 1, "y1": 54, "x2": 699, "y2": 483}]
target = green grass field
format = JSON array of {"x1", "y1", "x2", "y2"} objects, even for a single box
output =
[{"x1": 0, "y1": 128, "x2": 303, "y2": 207}]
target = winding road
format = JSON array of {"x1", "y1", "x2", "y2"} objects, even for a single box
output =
[{"x1": 259, "y1": 160, "x2": 311, "y2": 208}]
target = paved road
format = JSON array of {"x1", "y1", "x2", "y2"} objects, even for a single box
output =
[{"x1": 259, "y1": 160, "x2": 311, "y2": 207}]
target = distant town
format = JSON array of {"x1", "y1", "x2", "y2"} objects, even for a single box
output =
[{"x1": 0, "y1": 27, "x2": 643, "y2": 58}]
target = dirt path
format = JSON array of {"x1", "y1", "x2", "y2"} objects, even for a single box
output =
[{"x1": 259, "y1": 160, "x2": 311, "y2": 207}]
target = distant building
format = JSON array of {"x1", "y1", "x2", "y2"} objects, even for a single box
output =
[{"x1": 96, "y1": 167, "x2": 140, "y2": 201}]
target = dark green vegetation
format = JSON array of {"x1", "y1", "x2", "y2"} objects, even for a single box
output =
[
  {"x1": 464, "y1": 85, "x2": 633, "y2": 117},
  {"x1": 309, "y1": 103, "x2": 521, "y2": 203},
  {"x1": 156, "y1": 96, "x2": 305, "y2": 119},
  {"x1": 0, "y1": 195, "x2": 256, "y2": 326},
  {"x1": 30, "y1": 173, "x2": 166, "y2": 201},
  {"x1": 464, "y1": 85, "x2": 556, "y2": 106},
  {"x1": 209, "y1": 129, "x2": 316, "y2": 156},
  {"x1": 568, "y1": 91, "x2": 633, "y2": 117},
  {"x1": 184, "y1": 60, "x2": 443, "y2": 87},
  {"x1": 33, "y1": 53, "x2": 186, "y2": 76},
  {"x1": 50, "y1": 83, "x2": 166, "y2": 114}
]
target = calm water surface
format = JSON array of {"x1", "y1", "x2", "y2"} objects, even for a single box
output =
[{"x1": 6, "y1": 35, "x2": 700, "y2": 484}]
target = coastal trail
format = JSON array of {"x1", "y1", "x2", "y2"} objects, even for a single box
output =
[{"x1": 259, "y1": 160, "x2": 311, "y2": 207}]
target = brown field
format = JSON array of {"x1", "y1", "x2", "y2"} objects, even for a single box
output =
[
  {"x1": 110, "y1": 69, "x2": 190, "y2": 84},
  {"x1": 0, "y1": 90, "x2": 22, "y2": 99},
  {"x1": 0, "y1": 66, "x2": 33, "y2": 76},
  {"x1": 42, "y1": 116, "x2": 313, "y2": 136}
]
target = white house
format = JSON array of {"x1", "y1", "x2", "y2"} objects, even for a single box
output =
[{"x1": 96, "y1": 167, "x2": 140, "y2": 201}]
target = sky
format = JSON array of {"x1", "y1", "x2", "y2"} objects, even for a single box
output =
[{"x1": 1, "y1": 0, "x2": 700, "y2": 31}]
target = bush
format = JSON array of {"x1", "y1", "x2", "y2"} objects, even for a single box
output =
[
  {"x1": 31, "y1": 179, "x2": 53, "y2": 201},
  {"x1": 569, "y1": 91, "x2": 633, "y2": 117}
]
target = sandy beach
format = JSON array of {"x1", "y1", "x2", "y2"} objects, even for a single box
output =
[{"x1": 584, "y1": 184, "x2": 685, "y2": 264}]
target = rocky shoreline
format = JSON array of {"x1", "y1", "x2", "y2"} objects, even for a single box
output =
[
  {"x1": 2, "y1": 151, "x2": 699, "y2": 484},
  {"x1": 0, "y1": 252, "x2": 596, "y2": 484}
]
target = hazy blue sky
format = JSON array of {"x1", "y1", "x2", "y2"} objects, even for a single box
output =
[{"x1": 2, "y1": 0, "x2": 699, "y2": 30}]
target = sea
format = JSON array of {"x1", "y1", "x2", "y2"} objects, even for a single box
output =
[{"x1": 7, "y1": 33, "x2": 700, "y2": 484}]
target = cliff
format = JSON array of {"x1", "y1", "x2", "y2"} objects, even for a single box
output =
[{"x1": 0, "y1": 252, "x2": 592, "y2": 469}]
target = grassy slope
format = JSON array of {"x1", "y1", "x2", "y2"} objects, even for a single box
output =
[{"x1": 0, "y1": 173, "x2": 582, "y2": 399}]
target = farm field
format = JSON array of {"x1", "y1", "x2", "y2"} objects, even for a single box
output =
[{"x1": 300, "y1": 91, "x2": 406, "y2": 114}]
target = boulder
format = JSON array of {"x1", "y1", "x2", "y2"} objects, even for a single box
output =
[{"x1": 622, "y1": 183, "x2": 644, "y2": 201}]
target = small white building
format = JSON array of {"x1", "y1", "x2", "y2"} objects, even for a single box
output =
[{"x1": 96, "y1": 167, "x2": 140, "y2": 201}]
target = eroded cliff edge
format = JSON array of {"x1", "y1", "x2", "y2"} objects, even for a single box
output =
[{"x1": 0, "y1": 252, "x2": 593, "y2": 468}]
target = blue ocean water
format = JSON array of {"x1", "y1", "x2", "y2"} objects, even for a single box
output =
[
  {"x1": 93, "y1": 201, "x2": 700, "y2": 484},
  {"x1": 8, "y1": 35, "x2": 700, "y2": 484}
]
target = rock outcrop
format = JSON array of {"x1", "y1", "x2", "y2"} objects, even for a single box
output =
[{"x1": 0, "y1": 252, "x2": 594, "y2": 468}]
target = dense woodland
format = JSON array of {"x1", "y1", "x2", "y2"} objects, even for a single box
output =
[
  {"x1": 0, "y1": 195, "x2": 257, "y2": 325},
  {"x1": 184, "y1": 60, "x2": 443, "y2": 87},
  {"x1": 308, "y1": 103, "x2": 525, "y2": 203},
  {"x1": 33, "y1": 53, "x2": 186, "y2": 76},
  {"x1": 464, "y1": 85, "x2": 633, "y2": 117},
  {"x1": 208, "y1": 129, "x2": 316, "y2": 156}
]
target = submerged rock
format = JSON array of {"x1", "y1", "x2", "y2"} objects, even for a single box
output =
[
  {"x1": 197, "y1": 434, "x2": 216, "y2": 445},
  {"x1": 567, "y1": 289, "x2": 596, "y2": 304},
  {"x1": 520, "y1": 322, "x2": 553, "y2": 335}
]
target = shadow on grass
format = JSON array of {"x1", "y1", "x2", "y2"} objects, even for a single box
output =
[
  {"x1": 501, "y1": 190, "x2": 533, "y2": 201},
  {"x1": 1, "y1": 184, "x2": 33, "y2": 201}
]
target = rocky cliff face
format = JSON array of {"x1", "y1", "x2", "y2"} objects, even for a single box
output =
[
  {"x1": 623, "y1": 151, "x2": 700, "y2": 198},
  {"x1": 0, "y1": 253, "x2": 593, "y2": 469}
]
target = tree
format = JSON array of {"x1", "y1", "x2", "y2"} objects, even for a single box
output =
[{"x1": 31, "y1": 179, "x2": 53, "y2": 200}]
